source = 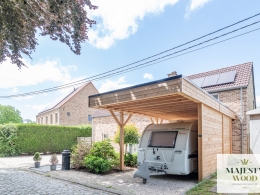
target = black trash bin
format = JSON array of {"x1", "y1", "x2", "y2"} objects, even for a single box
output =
[{"x1": 61, "y1": 149, "x2": 71, "y2": 170}]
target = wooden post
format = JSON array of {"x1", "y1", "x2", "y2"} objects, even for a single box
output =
[
  {"x1": 198, "y1": 103, "x2": 203, "y2": 181},
  {"x1": 120, "y1": 112, "x2": 124, "y2": 170},
  {"x1": 150, "y1": 117, "x2": 154, "y2": 124}
]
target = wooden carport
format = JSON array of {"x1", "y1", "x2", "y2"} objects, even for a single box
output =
[{"x1": 89, "y1": 75, "x2": 236, "y2": 181}]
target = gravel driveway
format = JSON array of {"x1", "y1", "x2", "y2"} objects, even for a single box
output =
[{"x1": 0, "y1": 155, "x2": 197, "y2": 195}]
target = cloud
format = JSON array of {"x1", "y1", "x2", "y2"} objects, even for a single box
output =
[
  {"x1": 0, "y1": 59, "x2": 77, "y2": 89},
  {"x1": 88, "y1": 0, "x2": 179, "y2": 49},
  {"x1": 99, "y1": 77, "x2": 132, "y2": 93},
  {"x1": 185, "y1": 0, "x2": 212, "y2": 17},
  {"x1": 256, "y1": 95, "x2": 260, "y2": 108},
  {"x1": 25, "y1": 103, "x2": 51, "y2": 112},
  {"x1": 143, "y1": 73, "x2": 153, "y2": 80}
]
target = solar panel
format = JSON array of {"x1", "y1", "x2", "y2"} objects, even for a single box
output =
[
  {"x1": 191, "y1": 77, "x2": 205, "y2": 87},
  {"x1": 201, "y1": 74, "x2": 220, "y2": 87},
  {"x1": 217, "y1": 71, "x2": 236, "y2": 85}
]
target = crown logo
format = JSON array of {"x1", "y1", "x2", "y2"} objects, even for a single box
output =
[{"x1": 241, "y1": 159, "x2": 249, "y2": 165}]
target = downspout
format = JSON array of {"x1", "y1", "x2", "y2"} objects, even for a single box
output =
[{"x1": 240, "y1": 88, "x2": 244, "y2": 154}]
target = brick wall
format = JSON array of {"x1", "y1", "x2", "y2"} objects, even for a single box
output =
[
  {"x1": 93, "y1": 114, "x2": 152, "y2": 152},
  {"x1": 36, "y1": 108, "x2": 59, "y2": 125},
  {"x1": 36, "y1": 82, "x2": 99, "y2": 126},
  {"x1": 213, "y1": 72, "x2": 255, "y2": 154},
  {"x1": 59, "y1": 83, "x2": 99, "y2": 126}
]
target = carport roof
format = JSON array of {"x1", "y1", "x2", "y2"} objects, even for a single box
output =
[{"x1": 89, "y1": 75, "x2": 236, "y2": 120}]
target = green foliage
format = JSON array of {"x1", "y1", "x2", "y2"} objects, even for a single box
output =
[
  {"x1": 90, "y1": 139, "x2": 117, "y2": 160},
  {"x1": 84, "y1": 140, "x2": 118, "y2": 173},
  {"x1": 0, "y1": 124, "x2": 91, "y2": 155},
  {"x1": 124, "y1": 153, "x2": 137, "y2": 167},
  {"x1": 71, "y1": 142, "x2": 92, "y2": 169},
  {"x1": 114, "y1": 124, "x2": 140, "y2": 154},
  {"x1": 0, "y1": 1, "x2": 98, "y2": 68},
  {"x1": 84, "y1": 155, "x2": 112, "y2": 173},
  {"x1": 0, "y1": 124, "x2": 19, "y2": 157},
  {"x1": 33, "y1": 152, "x2": 42, "y2": 162},
  {"x1": 0, "y1": 105, "x2": 23, "y2": 124}
]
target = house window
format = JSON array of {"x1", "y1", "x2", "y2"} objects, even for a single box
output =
[
  {"x1": 55, "y1": 113, "x2": 58, "y2": 124},
  {"x1": 67, "y1": 112, "x2": 70, "y2": 117},
  {"x1": 50, "y1": 115, "x2": 53, "y2": 124},
  {"x1": 45, "y1": 116, "x2": 48, "y2": 125},
  {"x1": 41, "y1": 117, "x2": 43, "y2": 124},
  {"x1": 88, "y1": 115, "x2": 92, "y2": 122},
  {"x1": 104, "y1": 134, "x2": 109, "y2": 140},
  {"x1": 211, "y1": 93, "x2": 219, "y2": 100}
]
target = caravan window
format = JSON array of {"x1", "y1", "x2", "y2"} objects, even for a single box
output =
[{"x1": 148, "y1": 131, "x2": 178, "y2": 148}]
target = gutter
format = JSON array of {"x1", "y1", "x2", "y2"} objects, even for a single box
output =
[{"x1": 251, "y1": 63, "x2": 257, "y2": 109}]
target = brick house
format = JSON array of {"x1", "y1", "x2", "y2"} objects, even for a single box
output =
[
  {"x1": 92, "y1": 62, "x2": 256, "y2": 154},
  {"x1": 36, "y1": 82, "x2": 99, "y2": 126}
]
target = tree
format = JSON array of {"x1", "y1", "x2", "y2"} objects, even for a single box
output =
[
  {"x1": 0, "y1": 0, "x2": 98, "y2": 68},
  {"x1": 0, "y1": 105, "x2": 23, "y2": 124},
  {"x1": 114, "y1": 124, "x2": 140, "y2": 154}
]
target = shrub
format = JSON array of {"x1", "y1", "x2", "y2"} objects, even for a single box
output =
[
  {"x1": 49, "y1": 154, "x2": 59, "y2": 165},
  {"x1": 84, "y1": 155, "x2": 111, "y2": 173},
  {"x1": 15, "y1": 124, "x2": 91, "y2": 154},
  {"x1": 90, "y1": 139, "x2": 117, "y2": 160},
  {"x1": 33, "y1": 152, "x2": 42, "y2": 162},
  {"x1": 114, "y1": 124, "x2": 140, "y2": 154},
  {"x1": 0, "y1": 124, "x2": 19, "y2": 157},
  {"x1": 84, "y1": 140, "x2": 118, "y2": 173},
  {"x1": 71, "y1": 142, "x2": 91, "y2": 169},
  {"x1": 124, "y1": 153, "x2": 137, "y2": 167}
]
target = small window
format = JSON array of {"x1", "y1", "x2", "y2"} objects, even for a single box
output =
[
  {"x1": 88, "y1": 115, "x2": 92, "y2": 122},
  {"x1": 41, "y1": 117, "x2": 43, "y2": 124},
  {"x1": 104, "y1": 134, "x2": 109, "y2": 140},
  {"x1": 55, "y1": 113, "x2": 58, "y2": 123},
  {"x1": 45, "y1": 116, "x2": 48, "y2": 125},
  {"x1": 67, "y1": 112, "x2": 70, "y2": 117},
  {"x1": 148, "y1": 131, "x2": 178, "y2": 148},
  {"x1": 211, "y1": 93, "x2": 219, "y2": 100},
  {"x1": 50, "y1": 115, "x2": 53, "y2": 124}
]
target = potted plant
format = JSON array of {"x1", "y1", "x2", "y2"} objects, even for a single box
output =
[
  {"x1": 49, "y1": 154, "x2": 59, "y2": 171},
  {"x1": 33, "y1": 152, "x2": 42, "y2": 168}
]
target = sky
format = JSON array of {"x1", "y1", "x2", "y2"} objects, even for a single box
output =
[{"x1": 1, "y1": 0, "x2": 260, "y2": 121}]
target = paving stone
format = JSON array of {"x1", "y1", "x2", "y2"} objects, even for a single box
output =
[{"x1": 0, "y1": 167, "x2": 114, "y2": 195}]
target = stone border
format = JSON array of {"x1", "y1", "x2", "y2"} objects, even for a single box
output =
[{"x1": 20, "y1": 167, "x2": 131, "y2": 195}]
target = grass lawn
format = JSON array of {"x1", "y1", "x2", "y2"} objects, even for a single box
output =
[{"x1": 186, "y1": 173, "x2": 218, "y2": 195}]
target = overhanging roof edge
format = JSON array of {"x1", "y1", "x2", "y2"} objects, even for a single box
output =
[{"x1": 89, "y1": 74, "x2": 182, "y2": 98}]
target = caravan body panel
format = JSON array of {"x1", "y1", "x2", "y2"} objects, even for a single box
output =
[{"x1": 137, "y1": 121, "x2": 198, "y2": 175}]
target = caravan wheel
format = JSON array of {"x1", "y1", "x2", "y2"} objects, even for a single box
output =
[{"x1": 143, "y1": 178, "x2": 147, "y2": 184}]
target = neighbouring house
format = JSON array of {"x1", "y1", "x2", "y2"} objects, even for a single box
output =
[
  {"x1": 246, "y1": 108, "x2": 260, "y2": 154},
  {"x1": 91, "y1": 62, "x2": 256, "y2": 155},
  {"x1": 36, "y1": 82, "x2": 99, "y2": 126}
]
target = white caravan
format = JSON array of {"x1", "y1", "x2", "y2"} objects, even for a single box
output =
[{"x1": 136, "y1": 121, "x2": 198, "y2": 182}]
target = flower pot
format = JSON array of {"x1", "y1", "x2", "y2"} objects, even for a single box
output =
[
  {"x1": 34, "y1": 162, "x2": 40, "y2": 168},
  {"x1": 50, "y1": 165, "x2": 57, "y2": 171}
]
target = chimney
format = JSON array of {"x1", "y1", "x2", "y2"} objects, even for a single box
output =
[{"x1": 167, "y1": 71, "x2": 178, "y2": 77}]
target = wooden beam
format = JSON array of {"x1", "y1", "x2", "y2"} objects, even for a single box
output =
[
  {"x1": 120, "y1": 112, "x2": 124, "y2": 170},
  {"x1": 198, "y1": 103, "x2": 203, "y2": 181},
  {"x1": 150, "y1": 117, "x2": 154, "y2": 124},
  {"x1": 123, "y1": 114, "x2": 133, "y2": 126},
  {"x1": 109, "y1": 110, "x2": 121, "y2": 126},
  {"x1": 160, "y1": 119, "x2": 164, "y2": 124},
  {"x1": 156, "y1": 118, "x2": 159, "y2": 124}
]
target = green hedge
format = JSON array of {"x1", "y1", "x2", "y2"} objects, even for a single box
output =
[{"x1": 0, "y1": 124, "x2": 91, "y2": 156}]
